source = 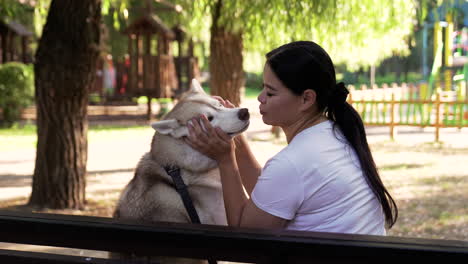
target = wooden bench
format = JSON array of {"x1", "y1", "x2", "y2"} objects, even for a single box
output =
[{"x1": 0, "y1": 210, "x2": 467, "y2": 263}]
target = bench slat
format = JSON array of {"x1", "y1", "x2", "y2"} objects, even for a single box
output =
[
  {"x1": 0, "y1": 210, "x2": 467, "y2": 263},
  {"x1": 0, "y1": 249, "x2": 137, "y2": 264}
]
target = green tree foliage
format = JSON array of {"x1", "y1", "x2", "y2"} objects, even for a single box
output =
[
  {"x1": 0, "y1": 62, "x2": 34, "y2": 127},
  {"x1": 0, "y1": 0, "x2": 50, "y2": 53},
  {"x1": 0, "y1": 0, "x2": 50, "y2": 33},
  {"x1": 414, "y1": 0, "x2": 440, "y2": 29},
  {"x1": 173, "y1": 0, "x2": 417, "y2": 71},
  {"x1": 0, "y1": 0, "x2": 34, "y2": 25},
  {"x1": 319, "y1": 0, "x2": 416, "y2": 69},
  {"x1": 3, "y1": 1, "x2": 440, "y2": 71}
]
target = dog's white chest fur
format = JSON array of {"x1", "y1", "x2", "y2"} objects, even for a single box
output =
[{"x1": 185, "y1": 169, "x2": 227, "y2": 225}]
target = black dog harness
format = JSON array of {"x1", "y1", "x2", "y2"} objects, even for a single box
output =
[{"x1": 164, "y1": 166, "x2": 217, "y2": 264}]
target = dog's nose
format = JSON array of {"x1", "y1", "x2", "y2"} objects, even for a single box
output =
[{"x1": 238, "y1": 108, "x2": 250, "y2": 121}]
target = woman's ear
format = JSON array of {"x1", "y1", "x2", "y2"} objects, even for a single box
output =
[{"x1": 299, "y1": 89, "x2": 317, "y2": 111}]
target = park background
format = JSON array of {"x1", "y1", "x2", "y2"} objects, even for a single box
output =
[{"x1": 0, "y1": 0, "x2": 467, "y2": 257}]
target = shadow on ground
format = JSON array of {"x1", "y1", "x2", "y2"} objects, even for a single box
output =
[{"x1": 0, "y1": 168, "x2": 134, "y2": 188}]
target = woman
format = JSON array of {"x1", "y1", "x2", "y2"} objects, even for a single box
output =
[{"x1": 185, "y1": 41, "x2": 398, "y2": 235}]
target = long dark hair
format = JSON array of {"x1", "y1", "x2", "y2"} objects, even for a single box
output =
[{"x1": 266, "y1": 41, "x2": 398, "y2": 228}]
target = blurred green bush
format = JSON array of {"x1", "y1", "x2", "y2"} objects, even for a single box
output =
[
  {"x1": 245, "y1": 71, "x2": 263, "y2": 90},
  {"x1": 0, "y1": 62, "x2": 34, "y2": 127}
]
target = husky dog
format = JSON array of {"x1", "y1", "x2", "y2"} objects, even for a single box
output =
[{"x1": 112, "y1": 79, "x2": 250, "y2": 263}]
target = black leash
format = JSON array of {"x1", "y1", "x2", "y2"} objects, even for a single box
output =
[{"x1": 164, "y1": 166, "x2": 217, "y2": 264}]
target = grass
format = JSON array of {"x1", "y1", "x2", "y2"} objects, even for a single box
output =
[
  {"x1": 134, "y1": 86, "x2": 262, "y2": 105},
  {"x1": 0, "y1": 123, "x2": 37, "y2": 150},
  {"x1": 136, "y1": 97, "x2": 173, "y2": 104},
  {"x1": 370, "y1": 141, "x2": 468, "y2": 240},
  {"x1": 202, "y1": 85, "x2": 261, "y2": 99},
  {"x1": 245, "y1": 86, "x2": 262, "y2": 98}
]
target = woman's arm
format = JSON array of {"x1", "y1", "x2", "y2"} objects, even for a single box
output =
[
  {"x1": 185, "y1": 115, "x2": 286, "y2": 228},
  {"x1": 215, "y1": 144, "x2": 287, "y2": 228},
  {"x1": 233, "y1": 134, "x2": 262, "y2": 195},
  {"x1": 211, "y1": 96, "x2": 262, "y2": 195},
  {"x1": 215, "y1": 147, "x2": 249, "y2": 226}
]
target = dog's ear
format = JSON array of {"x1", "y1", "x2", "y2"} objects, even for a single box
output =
[
  {"x1": 151, "y1": 119, "x2": 180, "y2": 134},
  {"x1": 151, "y1": 119, "x2": 188, "y2": 138},
  {"x1": 189, "y1": 79, "x2": 206, "y2": 94}
]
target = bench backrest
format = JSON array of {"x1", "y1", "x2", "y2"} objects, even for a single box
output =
[{"x1": 0, "y1": 210, "x2": 467, "y2": 263}]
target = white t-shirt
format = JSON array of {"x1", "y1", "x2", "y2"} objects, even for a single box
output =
[{"x1": 251, "y1": 120, "x2": 386, "y2": 235}]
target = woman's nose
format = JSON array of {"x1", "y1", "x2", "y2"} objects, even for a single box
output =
[{"x1": 257, "y1": 90, "x2": 266, "y2": 104}]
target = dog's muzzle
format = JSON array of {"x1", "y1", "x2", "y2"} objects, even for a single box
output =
[{"x1": 238, "y1": 108, "x2": 250, "y2": 121}]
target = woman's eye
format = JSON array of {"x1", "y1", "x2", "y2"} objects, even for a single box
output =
[
  {"x1": 207, "y1": 116, "x2": 214, "y2": 121},
  {"x1": 266, "y1": 93, "x2": 274, "y2": 97}
]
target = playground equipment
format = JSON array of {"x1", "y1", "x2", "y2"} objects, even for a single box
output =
[
  {"x1": 0, "y1": 20, "x2": 33, "y2": 64},
  {"x1": 123, "y1": 0, "x2": 200, "y2": 98},
  {"x1": 423, "y1": 2, "x2": 468, "y2": 126},
  {"x1": 107, "y1": 0, "x2": 200, "y2": 118},
  {"x1": 123, "y1": 12, "x2": 178, "y2": 99},
  {"x1": 425, "y1": 2, "x2": 468, "y2": 100}
]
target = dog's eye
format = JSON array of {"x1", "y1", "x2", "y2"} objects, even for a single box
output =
[{"x1": 207, "y1": 116, "x2": 214, "y2": 121}]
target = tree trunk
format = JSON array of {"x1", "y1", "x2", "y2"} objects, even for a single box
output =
[
  {"x1": 209, "y1": 0, "x2": 245, "y2": 106},
  {"x1": 29, "y1": 0, "x2": 101, "y2": 209}
]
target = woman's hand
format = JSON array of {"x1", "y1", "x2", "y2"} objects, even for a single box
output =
[
  {"x1": 212, "y1": 96, "x2": 236, "y2": 108},
  {"x1": 211, "y1": 96, "x2": 245, "y2": 145},
  {"x1": 184, "y1": 114, "x2": 235, "y2": 163}
]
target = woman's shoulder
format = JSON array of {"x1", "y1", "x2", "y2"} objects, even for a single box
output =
[
  {"x1": 291, "y1": 120, "x2": 336, "y2": 142},
  {"x1": 269, "y1": 139, "x2": 321, "y2": 177},
  {"x1": 279, "y1": 120, "x2": 356, "y2": 173},
  {"x1": 286, "y1": 120, "x2": 342, "y2": 154}
]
